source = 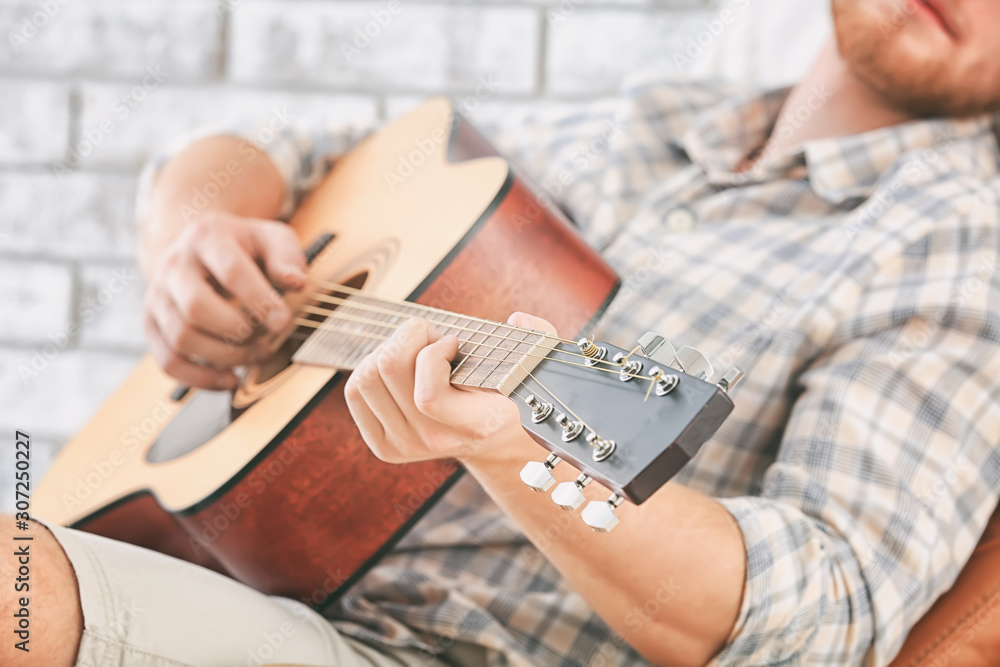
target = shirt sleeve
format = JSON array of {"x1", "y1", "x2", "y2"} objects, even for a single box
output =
[
  {"x1": 134, "y1": 115, "x2": 374, "y2": 224},
  {"x1": 711, "y1": 203, "x2": 1000, "y2": 666}
]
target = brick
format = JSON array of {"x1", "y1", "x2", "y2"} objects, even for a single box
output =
[
  {"x1": 0, "y1": 259, "x2": 72, "y2": 343},
  {"x1": 77, "y1": 85, "x2": 379, "y2": 168},
  {"x1": 0, "y1": 349, "x2": 141, "y2": 441},
  {"x1": 0, "y1": 171, "x2": 137, "y2": 260},
  {"x1": 77, "y1": 263, "x2": 146, "y2": 350},
  {"x1": 0, "y1": 80, "x2": 69, "y2": 162},
  {"x1": 545, "y1": 8, "x2": 720, "y2": 95},
  {"x1": 229, "y1": 2, "x2": 538, "y2": 94},
  {"x1": 0, "y1": 0, "x2": 222, "y2": 80},
  {"x1": 745, "y1": 0, "x2": 831, "y2": 87}
]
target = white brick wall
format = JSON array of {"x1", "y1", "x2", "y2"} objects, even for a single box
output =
[{"x1": 0, "y1": 0, "x2": 831, "y2": 510}]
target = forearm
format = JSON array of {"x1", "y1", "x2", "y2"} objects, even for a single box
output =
[
  {"x1": 461, "y1": 435, "x2": 746, "y2": 666},
  {"x1": 139, "y1": 135, "x2": 286, "y2": 276}
]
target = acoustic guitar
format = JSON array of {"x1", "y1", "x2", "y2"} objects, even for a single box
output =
[{"x1": 33, "y1": 98, "x2": 742, "y2": 610}]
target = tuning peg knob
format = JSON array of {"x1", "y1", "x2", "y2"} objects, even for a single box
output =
[
  {"x1": 637, "y1": 332, "x2": 678, "y2": 367},
  {"x1": 718, "y1": 366, "x2": 744, "y2": 392},
  {"x1": 551, "y1": 474, "x2": 592, "y2": 511},
  {"x1": 581, "y1": 494, "x2": 625, "y2": 533},
  {"x1": 520, "y1": 454, "x2": 561, "y2": 492},
  {"x1": 674, "y1": 345, "x2": 714, "y2": 380}
]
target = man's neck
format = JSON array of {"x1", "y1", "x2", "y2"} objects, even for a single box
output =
[{"x1": 752, "y1": 42, "x2": 916, "y2": 166}]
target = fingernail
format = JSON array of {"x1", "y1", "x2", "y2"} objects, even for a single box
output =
[
  {"x1": 283, "y1": 264, "x2": 307, "y2": 284},
  {"x1": 267, "y1": 307, "x2": 289, "y2": 331}
]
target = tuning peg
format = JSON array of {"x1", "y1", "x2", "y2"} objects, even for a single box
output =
[
  {"x1": 577, "y1": 338, "x2": 608, "y2": 366},
  {"x1": 648, "y1": 367, "x2": 680, "y2": 397},
  {"x1": 520, "y1": 454, "x2": 561, "y2": 492},
  {"x1": 524, "y1": 394, "x2": 554, "y2": 423},
  {"x1": 556, "y1": 413, "x2": 584, "y2": 442},
  {"x1": 551, "y1": 474, "x2": 592, "y2": 511},
  {"x1": 674, "y1": 345, "x2": 714, "y2": 380},
  {"x1": 637, "y1": 332, "x2": 678, "y2": 367},
  {"x1": 718, "y1": 366, "x2": 744, "y2": 392},
  {"x1": 582, "y1": 494, "x2": 625, "y2": 533}
]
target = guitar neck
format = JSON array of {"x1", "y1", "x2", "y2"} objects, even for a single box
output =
[{"x1": 290, "y1": 287, "x2": 558, "y2": 395}]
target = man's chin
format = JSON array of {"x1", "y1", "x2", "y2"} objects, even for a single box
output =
[{"x1": 835, "y1": 10, "x2": 986, "y2": 117}]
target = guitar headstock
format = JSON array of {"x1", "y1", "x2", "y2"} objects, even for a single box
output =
[{"x1": 513, "y1": 332, "x2": 743, "y2": 533}]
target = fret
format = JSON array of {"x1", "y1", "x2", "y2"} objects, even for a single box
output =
[
  {"x1": 291, "y1": 292, "x2": 558, "y2": 391},
  {"x1": 451, "y1": 320, "x2": 488, "y2": 382},
  {"x1": 455, "y1": 325, "x2": 524, "y2": 391},
  {"x1": 479, "y1": 327, "x2": 534, "y2": 390},
  {"x1": 452, "y1": 322, "x2": 500, "y2": 387}
]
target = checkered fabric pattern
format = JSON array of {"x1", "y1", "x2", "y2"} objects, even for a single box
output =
[{"x1": 144, "y1": 77, "x2": 1000, "y2": 666}]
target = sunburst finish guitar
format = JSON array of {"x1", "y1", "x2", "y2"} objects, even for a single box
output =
[{"x1": 34, "y1": 98, "x2": 742, "y2": 609}]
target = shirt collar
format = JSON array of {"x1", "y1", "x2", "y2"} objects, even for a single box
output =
[{"x1": 674, "y1": 86, "x2": 998, "y2": 205}]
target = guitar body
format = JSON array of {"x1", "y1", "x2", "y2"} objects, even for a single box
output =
[{"x1": 34, "y1": 98, "x2": 619, "y2": 607}]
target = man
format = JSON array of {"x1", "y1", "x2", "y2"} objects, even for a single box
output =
[{"x1": 5, "y1": 0, "x2": 1000, "y2": 664}]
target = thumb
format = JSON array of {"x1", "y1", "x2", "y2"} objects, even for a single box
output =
[
  {"x1": 507, "y1": 311, "x2": 558, "y2": 336},
  {"x1": 245, "y1": 219, "x2": 308, "y2": 291}
]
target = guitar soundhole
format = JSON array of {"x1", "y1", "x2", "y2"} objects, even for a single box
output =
[{"x1": 144, "y1": 271, "x2": 370, "y2": 465}]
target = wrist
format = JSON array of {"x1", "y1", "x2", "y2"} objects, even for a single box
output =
[{"x1": 457, "y1": 429, "x2": 546, "y2": 472}]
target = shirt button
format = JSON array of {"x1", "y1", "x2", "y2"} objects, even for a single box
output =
[{"x1": 664, "y1": 206, "x2": 696, "y2": 232}]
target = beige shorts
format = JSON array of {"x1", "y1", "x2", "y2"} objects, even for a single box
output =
[{"x1": 42, "y1": 520, "x2": 483, "y2": 667}]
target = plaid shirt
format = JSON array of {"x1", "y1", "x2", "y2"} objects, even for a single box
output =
[{"x1": 145, "y1": 77, "x2": 1000, "y2": 666}]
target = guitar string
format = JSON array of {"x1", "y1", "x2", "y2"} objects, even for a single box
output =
[
  {"x1": 308, "y1": 279, "x2": 593, "y2": 349},
  {"x1": 293, "y1": 319, "x2": 600, "y2": 436},
  {"x1": 291, "y1": 282, "x2": 618, "y2": 438},
  {"x1": 297, "y1": 302, "x2": 630, "y2": 373},
  {"x1": 300, "y1": 288, "x2": 622, "y2": 371},
  {"x1": 291, "y1": 318, "x2": 653, "y2": 382}
]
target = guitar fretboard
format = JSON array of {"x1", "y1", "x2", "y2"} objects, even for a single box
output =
[{"x1": 291, "y1": 290, "x2": 555, "y2": 394}]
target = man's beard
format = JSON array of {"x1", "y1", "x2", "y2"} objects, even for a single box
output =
[{"x1": 833, "y1": 1, "x2": 1000, "y2": 118}]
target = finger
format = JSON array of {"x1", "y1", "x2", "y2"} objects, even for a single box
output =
[
  {"x1": 348, "y1": 358, "x2": 421, "y2": 459},
  {"x1": 168, "y1": 259, "x2": 256, "y2": 343},
  {"x1": 238, "y1": 220, "x2": 307, "y2": 292},
  {"x1": 414, "y1": 335, "x2": 519, "y2": 436},
  {"x1": 507, "y1": 311, "x2": 557, "y2": 335},
  {"x1": 375, "y1": 319, "x2": 442, "y2": 427},
  {"x1": 152, "y1": 290, "x2": 270, "y2": 368},
  {"x1": 144, "y1": 312, "x2": 238, "y2": 390},
  {"x1": 195, "y1": 230, "x2": 290, "y2": 333},
  {"x1": 344, "y1": 374, "x2": 386, "y2": 452}
]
